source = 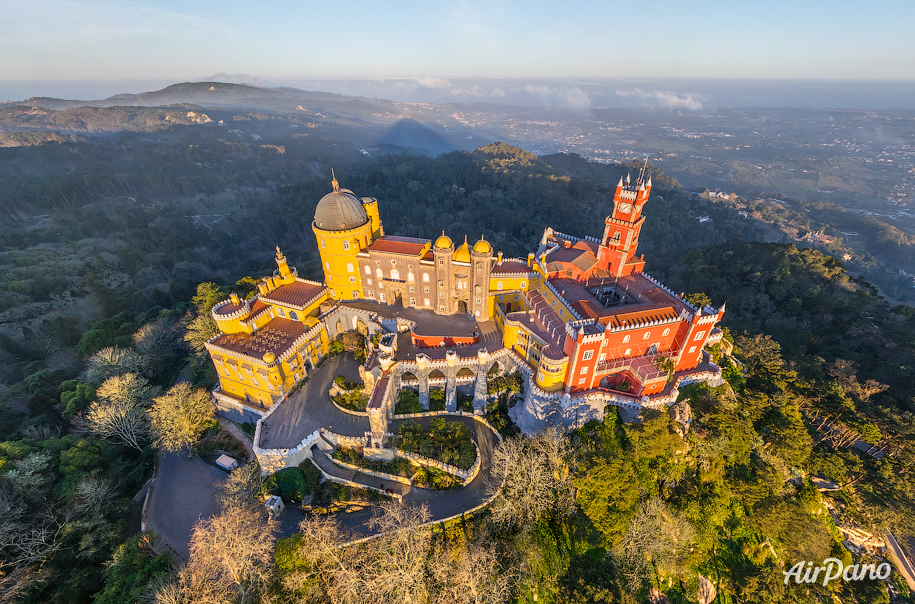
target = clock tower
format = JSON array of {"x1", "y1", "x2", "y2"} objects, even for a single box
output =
[{"x1": 598, "y1": 173, "x2": 652, "y2": 277}]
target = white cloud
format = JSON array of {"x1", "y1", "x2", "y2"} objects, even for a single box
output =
[
  {"x1": 615, "y1": 88, "x2": 706, "y2": 110},
  {"x1": 449, "y1": 84, "x2": 508, "y2": 98},
  {"x1": 522, "y1": 85, "x2": 591, "y2": 109}
]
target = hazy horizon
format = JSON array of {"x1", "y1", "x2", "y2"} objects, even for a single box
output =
[{"x1": 4, "y1": 76, "x2": 915, "y2": 111}]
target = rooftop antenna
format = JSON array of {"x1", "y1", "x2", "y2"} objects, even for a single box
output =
[{"x1": 637, "y1": 156, "x2": 649, "y2": 185}]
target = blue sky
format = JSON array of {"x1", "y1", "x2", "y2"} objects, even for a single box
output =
[{"x1": 1, "y1": 0, "x2": 913, "y2": 81}]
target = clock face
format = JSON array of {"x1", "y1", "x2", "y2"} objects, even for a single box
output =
[{"x1": 618, "y1": 202, "x2": 633, "y2": 214}]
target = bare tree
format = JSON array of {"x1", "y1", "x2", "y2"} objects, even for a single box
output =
[
  {"x1": 430, "y1": 536, "x2": 516, "y2": 604},
  {"x1": 287, "y1": 500, "x2": 434, "y2": 604},
  {"x1": 149, "y1": 382, "x2": 215, "y2": 453},
  {"x1": 486, "y1": 427, "x2": 576, "y2": 532},
  {"x1": 82, "y1": 345, "x2": 146, "y2": 386},
  {"x1": 613, "y1": 497, "x2": 696, "y2": 590},
  {"x1": 217, "y1": 463, "x2": 263, "y2": 512},
  {"x1": 134, "y1": 317, "x2": 180, "y2": 376},
  {"x1": 160, "y1": 505, "x2": 277, "y2": 604},
  {"x1": 78, "y1": 373, "x2": 159, "y2": 451}
]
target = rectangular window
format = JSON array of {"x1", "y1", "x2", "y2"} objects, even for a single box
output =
[
  {"x1": 598, "y1": 353, "x2": 606, "y2": 362},
  {"x1": 321, "y1": 240, "x2": 326, "y2": 249},
  {"x1": 367, "y1": 279, "x2": 372, "y2": 285},
  {"x1": 694, "y1": 331, "x2": 706, "y2": 341},
  {"x1": 424, "y1": 298, "x2": 430, "y2": 306},
  {"x1": 689, "y1": 346, "x2": 697, "y2": 353},
  {"x1": 410, "y1": 286, "x2": 415, "y2": 293},
  {"x1": 582, "y1": 350, "x2": 593, "y2": 361},
  {"x1": 365, "y1": 265, "x2": 371, "y2": 275},
  {"x1": 342, "y1": 241, "x2": 350, "y2": 250},
  {"x1": 578, "y1": 378, "x2": 586, "y2": 385},
  {"x1": 380, "y1": 293, "x2": 386, "y2": 302},
  {"x1": 410, "y1": 297, "x2": 416, "y2": 306},
  {"x1": 440, "y1": 306, "x2": 445, "y2": 312},
  {"x1": 367, "y1": 290, "x2": 375, "y2": 298},
  {"x1": 476, "y1": 298, "x2": 481, "y2": 304},
  {"x1": 580, "y1": 366, "x2": 589, "y2": 375}
]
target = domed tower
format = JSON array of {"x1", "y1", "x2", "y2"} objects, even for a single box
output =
[
  {"x1": 471, "y1": 235, "x2": 493, "y2": 319},
  {"x1": 432, "y1": 232, "x2": 454, "y2": 315},
  {"x1": 313, "y1": 175, "x2": 374, "y2": 300}
]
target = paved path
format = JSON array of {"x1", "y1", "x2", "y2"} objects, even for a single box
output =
[
  {"x1": 260, "y1": 355, "x2": 370, "y2": 449},
  {"x1": 146, "y1": 452, "x2": 227, "y2": 560},
  {"x1": 281, "y1": 414, "x2": 502, "y2": 540},
  {"x1": 886, "y1": 532, "x2": 915, "y2": 591},
  {"x1": 218, "y1": 417, "x2": 255, "y2": 462}
]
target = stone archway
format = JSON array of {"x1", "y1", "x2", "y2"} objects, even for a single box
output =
[
  {"x1": 458, "y1": 300, "x2": 468, "y2": 314},
  {"x1": 355, "y1": 317, "x2": 367, "y2": 335},
  {"x1": 456, "y1": 367, "x2": 475, "y2": 380}
]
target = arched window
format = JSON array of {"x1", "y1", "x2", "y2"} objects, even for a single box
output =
[
  {"x1": 408, "y1": 273, "x2": 415, "y2": 283},
  {"x1": 662, "y1": 328, "x2": 670, "y2": 337},
  {"x1": 476, "y1": 263, "x2": 482, "y2": 270},
  {"x1": 346, "y1": 263, "x2": 354, "y2": 273},
  {"x1": 376, "y1": 268, "x2": 383, "y2": 279},
  {"x1": 643, "y1": 332, "x2": 651, "y2": 340},
  {"x1": 276, "y1": 307, "x2": 285, "y2": 317},
  {"x1": 624, "y1": 348, "x2": 631, "y2": 356},
  {"x1": 520, "y1": 281, "x2": 526, "y2": 288},
  {"x1": 352, "y1": 291, "x2": 360, "y2": 299},
  {"x1": 622, "y1": 335, "x2": 631, "y2": 343},
  {"x1": 325, "y1": 262, "x2": 330, "y2": 271},
  {"x1": 365, "y1": 265, "x2": 371, "y2": 275},
  {"x1": 289, "y1": 310, "x2": 298, "y2": 321},
  {"x1": 390, "y1": 269, "x2": 400, "y2": 281},
  {"x1": 423, "y1": 273, "x2": 430, "y2": 283},
  {"x1": 497, "y1": 281, "x2": 503, "y2": 290}
]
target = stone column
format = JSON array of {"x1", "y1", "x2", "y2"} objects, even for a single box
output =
[
  {"x1": 445, "y1": 351, "x2": 458, "y2": 412},
  {"x1": 416, "y1": 355, "x2": 430, "y2": 409},
  {"x1": 473, "y1": 348, "x2": 490, "y2": 412}
]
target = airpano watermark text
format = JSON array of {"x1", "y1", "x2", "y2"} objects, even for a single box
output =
[{"x1": 783, "y1": 558, "x2": 892, "y2": 586}]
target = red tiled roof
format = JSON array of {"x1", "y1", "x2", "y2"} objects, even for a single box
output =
[
  {"x1": 211, "y1": 318, "x2": 306, "y2": 359},
  {"x1": 214, "y1": 301, "x2": 245, "y2": 316},
  {"x1": 367, "y1": 235, "x2": 430, "y2": 256},
  {"x1": 261, "y1": 281, "x2": 326, "y2": 309},
  {"x1": 493, "y1": 260, "x2": 530, "y2": 274}
]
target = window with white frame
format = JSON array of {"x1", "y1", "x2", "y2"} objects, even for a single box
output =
[
  {"x1": 390, "y1": 269, "x2": 399, "y2": 281},
  {"x1": 276, "y1": 307, "x2": 285, "y2": 317},
  {"x1": 689, "y1": 346, "x2": 697, "y2": 353},
  {"x1": 580, "y1": 366, "x2": 588, "y2": 375},
  {"x1": 325, "y1": 262, "x2": 330, "y2": 271},
  {"x1": 376, "y1": 268, "x2": 383, "y2": 279},
  {"x1": 352, "y1": 291, "x2": 359, "y2": 299},
  {"x1": 349, "y1": 276, "x2": 356, "y2": 283},
  {"x1": 347, "y1": 263, "x2": 354, "y2": 273},
  {"x1": 424, "y1": 298, "x2": 430, "y2": 306},
  {"x1": 342, "y1": 241, "x2": 350, "y2": 250},
  {"x1": 578, "y1": 378, "x2": 585, "y2": 385},
  {"x1": 520, "y1": 281, "x2": 527, "y2": 288},
  {"x1": 598, "y1": 353, "x2": 605, "y2": 362},
  {"x1": 391, "y1": 259, "x2": 396, "y2": 265},
  {"x1": 321, "y1": 240, "x2": 326, "y2": 249},
  {"x1": 364, "y1": 265, "x2": 371, "y2": 275},
  {"x1": 423, "y1": 273, "x2": 429, "y2": 282},
  {"x1": 623, "y1": 335, "x2": 630, "y2": 343},
  {"x1": 497, "y1": 281, "x2": 503, "y2": 290},
  {"x1": 380, "y1": 293, "x2": 386, "y2": 302},
  {"x1": 410, "y1": 297, "x2": 415, "y2": 305},
  {"x1": 643, "y1": 332, "x2": 651, "y2": 340},
  {"x1": 624, "y1": 348, "x2": 631, "y2": 356},
  {"x1": 694, "y1": 331, "x2": 706, "y2": 341},
  {"x1": 582, "y1": 350, "x2": 593, "y2": 360},
  {"x1": 662, "y1": 328, "x2": 670, "y2": 336}
]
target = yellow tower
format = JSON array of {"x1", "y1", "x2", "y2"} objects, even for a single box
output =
[{"x1": 313, "y1": 175, "x2": 375, "y2": 300}]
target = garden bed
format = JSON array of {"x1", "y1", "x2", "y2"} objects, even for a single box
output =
[
  {"x1": 332, "y1": 447, "x2": 416, "y2": 478},
  {"x1": 396, "y1": 417, "x2": 475, "y2": 470}
]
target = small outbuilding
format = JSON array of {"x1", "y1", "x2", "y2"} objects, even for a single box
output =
[
  {"x1": 265, "y1": 495, "x2": 285, "y2": 519},
  {"x1": 215, "y1": 454, "x2": 238, "y2": 472}
]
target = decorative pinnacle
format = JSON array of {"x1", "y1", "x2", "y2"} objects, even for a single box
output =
[
  {"x1": 331, "y1": 168, "x2": 339, "y2": 192},
  {"x1": 275, "y1": 245, "x2": 283, "y2": 258}
]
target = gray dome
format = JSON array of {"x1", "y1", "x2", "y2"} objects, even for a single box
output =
[{"x1": 314, "y1": 190, "x2": 368, "y2": 231}]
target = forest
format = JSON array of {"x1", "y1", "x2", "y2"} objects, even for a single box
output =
[{"x1": 0, "y1": 136, "x2": 913, "y2": 602}]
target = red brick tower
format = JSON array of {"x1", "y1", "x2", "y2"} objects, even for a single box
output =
[{"x1": 598, "y1": 173, "x2": 652, "y2": 277}]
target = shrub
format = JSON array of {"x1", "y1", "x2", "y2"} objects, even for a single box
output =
[
  {"x1": 264, "y1": 466, "x2": 313, "y2": 504},
  {"x1": 394, "y1": 388, "x2": 422, "y2": 414}
]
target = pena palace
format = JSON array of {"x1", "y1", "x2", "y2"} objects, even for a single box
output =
[{"x1": 204, "y1": 170, "x2": 724, "y2": 432}]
